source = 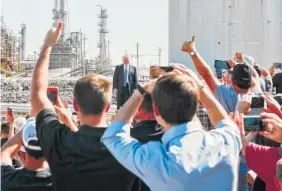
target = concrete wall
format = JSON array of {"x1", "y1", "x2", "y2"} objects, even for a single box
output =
[{"x1": 169, "y1": 0, "x2": 282, "y2": 69}]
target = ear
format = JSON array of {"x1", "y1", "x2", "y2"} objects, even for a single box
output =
[
  {"x1": 152, "y1": 102, "x2": 160, "y2": 116},
  {"x1": 73, "y1": 99, "x2": 79, "y2": 112},
  {"x1": 105, "y1": 104, "x2": 111, "y2": 113}
]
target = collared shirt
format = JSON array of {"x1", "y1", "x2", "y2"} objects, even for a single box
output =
[
  {"x1": 215, "y1": 84, "x2": 262, "y2": 113},
  {"x1": 102, "y1": 119, "x2": 242, "y2": 191},
  {"x1": 36, "y1": 109, "x2": 136, "y2": 191}
]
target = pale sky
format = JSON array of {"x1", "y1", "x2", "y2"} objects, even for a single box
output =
[{"x1": 1, "y1": 0, "x2": 168, "y2": 67}]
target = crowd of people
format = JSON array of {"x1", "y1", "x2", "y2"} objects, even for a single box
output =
[{"x1": 1, "y1": 23, "x2": 282, "y2": 191}]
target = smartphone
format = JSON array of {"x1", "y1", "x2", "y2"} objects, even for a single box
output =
[
  {"x1": 214, "y1": 60, "x2": 230, "y2": 79},
  {"x1": 251, "y1": 96, "x2": 265, "y2": 108},
  {"x1": 7, "y1": 108, "x2": 13, "y2": 118},
  {"x1": 243, "y1": 116, "x2": 264, "y2": 132},
  {"x1": 47, "y1": 87, "x2": 58, "y2": 105},
  {"x1": 150, "y1": 66, "x2": 173, "y2": 79},
  {"x1": 274, "y1": 63, "x2": 282, "y2": 69}
]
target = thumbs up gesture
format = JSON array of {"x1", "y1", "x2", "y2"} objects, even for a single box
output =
[
  {"x1": 182, "y1": 36, "x2": 196, "y2": 54},
  {"x1": 43, "y1": 22, "x2": 63, "y2": 48}
]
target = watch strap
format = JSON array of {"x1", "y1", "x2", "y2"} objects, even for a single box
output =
[{"x1": 137, "y1": 84, "x2": 146, "y2": 96}]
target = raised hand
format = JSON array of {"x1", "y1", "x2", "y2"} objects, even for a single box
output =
[
  {"x1": 171, "y1": 63, "x2": 202, "y2": 86},
  {"x1": 43, "y1": 22, "x2": 63, "y2": 48},
  {"x1": 262, "y1": 94, "x2": 282, "y2": 118},
  {"x1": 236, "y1": 94, "x2": 252, "y2": 114},
  {"x1": 260, "y1": 112, "x2": 282, "y2": 143},
  {"x1": 234, "y1": 52, "x2": 243, "y2": 62},
  {"x1": 181, "y1": 36, "x2": 196, "y2": 53}
]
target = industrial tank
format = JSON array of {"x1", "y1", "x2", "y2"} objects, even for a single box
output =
[{"x1": 169, "y1": 0, "x2": 282, "y2": 68}]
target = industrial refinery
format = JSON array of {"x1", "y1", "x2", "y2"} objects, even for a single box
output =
[{"x1": 1, "y1": 0, "x2": 113, "y2": 78}]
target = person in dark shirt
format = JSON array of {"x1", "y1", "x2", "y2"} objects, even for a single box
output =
[
  {"x1": 130, "y1": 94, "x2": 164, "y2": 191},
  {"x1": 31, "y1": 23, "x2": 135, "y2": 191},
  {"x1": 1, "y1": 120, "x2": 51, "y2": 191},
  {"x1": 273, "y1": 73, "x2": 282, "y2": 94},
  {"x1": 1, "y1": 122, "x2": 10, "y2": 147}
]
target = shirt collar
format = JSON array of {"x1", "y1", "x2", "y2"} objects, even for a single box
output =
[
  {"x1": 161, "y1": 121, "x2": 203, "y2": 147},
  {"x1": 124, "y1": 64, "x2": 129, "y2": 69},
  {"x1": 79, "y1": 125, "x2": 106, "y2": 137}
]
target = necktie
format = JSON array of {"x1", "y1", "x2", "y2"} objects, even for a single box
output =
[{"x1": 124, "y1": 67, "x2": 128, "y2": 86}]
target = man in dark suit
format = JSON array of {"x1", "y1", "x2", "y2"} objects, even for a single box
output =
[{"x1": 113, "y1": 55, "x2": 138, "y2": 109}]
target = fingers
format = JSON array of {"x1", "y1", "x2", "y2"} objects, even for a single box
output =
[
  {"x1": 55, "y1": 22, "x2": 63, "y2": 35},
  {"x1": 54, "y1": 105, "x2": 62, "y2": 113},
  {"x1": 229, "y1": 112, "x2": 234, "y2": 119},
  {"x1": 259, "y1": 131, "x2": 273, "y2": 140}
]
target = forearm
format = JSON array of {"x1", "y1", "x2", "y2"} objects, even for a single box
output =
[
  {"x1": 1, "y1": 130, "x2": 23, "y2": 164},
  {"x1": 115, "y1": 90, "x2": 143, "y2": 124},
  {"x1": 190, "y1": 53, "x2": 219, "y2": 93},
  {"x1": 199, "y1": 87, "x2": 229, "y2": 126},
  {"x1": 8, "y1": 124, "x2": 14, "y2": 139},
  {"x1": 31, "y1": 46, "x2": 53, "y2": 115}
]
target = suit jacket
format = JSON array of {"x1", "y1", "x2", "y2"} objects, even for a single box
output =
[{"x1": 113, "y1": 64, "x2": 138, "y2": 95}]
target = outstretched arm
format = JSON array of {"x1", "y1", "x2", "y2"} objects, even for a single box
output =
[
  {"x1": 113, "y1": 66, "x2": 118, "y2": 91},
  {"x1": 1, "y1": 130, "x2": 22, "y2": 165},
  {"x1": 31, "y1": 23, "x2": 62, "y2": 117},
  {"x1": 182, "y1": 36, "x2": 221, "y2": 94}
]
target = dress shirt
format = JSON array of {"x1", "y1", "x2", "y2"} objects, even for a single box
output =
[
  {"x1": 123, "y1": 64, "x2": 129, "y2": 85},
  {"x1": 102, "y1": 119, "x2": 242, "y2": 191}
]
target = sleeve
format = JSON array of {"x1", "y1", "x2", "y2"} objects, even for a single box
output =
[
  {"x1": 215, "y1": 85, "x2": 236, "y2": 113},
  {"x1": 134, "y1": 66, "x2": 138, "y2": 89},
  {"x1": 1, "y1": 162, "x2": 15, "y2": 180},
  {"x1": 211, "y1": 119, "x2": 242, "y2": 154},
  {"x1": 102, "y1": 121, "x2": 170, "y2": 183},
  {"x1": 36, "y1": 109, "x2": 67, "y2": 159},
  {"x1": 245, "y1": 143, "x2": 280, "y2": 182},
  {"x1": 113, "y1": 66, "x2": 118, "y2": 90}
]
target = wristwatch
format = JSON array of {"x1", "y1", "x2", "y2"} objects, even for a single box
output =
[
  {"x1": 190, "y1": 51, "x2": 197, "y2": 56},
  {"x1": 137, "y1": 84, "x2": 146, "y2": 96}
]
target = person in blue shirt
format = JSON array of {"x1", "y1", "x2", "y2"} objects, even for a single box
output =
[
  {"x1": 181, "y1": 36, "x2": 261, "y2": 114},
  {"x1": 102, "y1": 65, "x2": 242, "y2": 191},
  {"x1": 181, "y1": 37, "x2": 262, "y2": 191}
]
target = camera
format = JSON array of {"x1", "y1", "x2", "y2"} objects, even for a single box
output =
[
  {"x1": 243, "y1": 116, "x2": 264, "y2": 132},
  {"x1": 251, "y1": 96, "x2": 265, "y2": 108}
]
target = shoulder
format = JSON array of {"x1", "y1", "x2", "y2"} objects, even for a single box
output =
[{"x1": 1, "y1": 162, "x2": 16, "y2": 181}]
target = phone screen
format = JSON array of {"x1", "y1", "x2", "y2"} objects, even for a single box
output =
[
  {"x1": 274, "y1": 63, "x2": 282, "y2": 69},
  {"x1": 47, "y1": 91, "x2": 57, "y2": 105},
  {"x1": 7, "y1": 108, "x2": 13, "y2": 117},
  {"x1": 214, "y1": 60, "x2": 230, "y2": 79},
  {"x1": 150, "y1": 66, "x2": 173, "y2": 79},
  {"x1": 251, "y1": 96, "x2": 265, "y2": 108},
  {"x1": 243, "y1": 116, "x2": 264, "y2": 132}
]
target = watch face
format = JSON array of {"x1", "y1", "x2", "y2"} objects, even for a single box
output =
[{"x1": 190, "y1": 52, "x2": 195, "y2": 56}]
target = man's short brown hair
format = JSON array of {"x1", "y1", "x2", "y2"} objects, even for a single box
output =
[
  {"x1": 152, "y1": 74, "x2": 199, "y2": 124},
  {"x1": 74, "y1": 74, "x2": 112, "y2": 115}
]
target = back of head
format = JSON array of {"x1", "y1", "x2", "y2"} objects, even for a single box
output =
[
  {"x1": 141, "y1": 94, "x2": 153, "y2": 113},
  {"x1": 22, "y1": 120, "x2": 44, "y2": 160},
  {"x1": 74, "y1": 74, "x2": 112, "y2": 115},
  {"x1": 1, "y1": 122, "x2": 10, "y2": 135},
  {"x1": 135, "y1": 94, "x2": 155, "y2": 121},
  {"x1": 230, "y1": 64, "x2": 253, "y2": 91},
  {"x1": 152, "y1": 74, "x2": 199, "y2": 124}
]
